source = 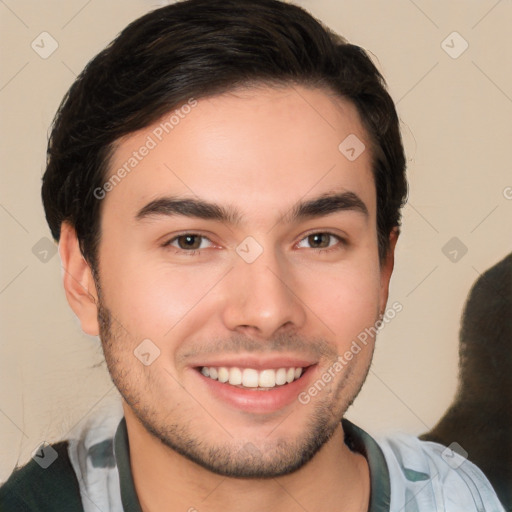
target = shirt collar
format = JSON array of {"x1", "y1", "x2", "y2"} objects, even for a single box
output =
[
  {"x1": 114, "y1": 417, "x2": 391, "y2": 512},
  {"x1": 114, "y1": 417, "x2": 144, "y2": 512},
  {"x1": 342, "y1": 418, "x2": 392, "y2": 512}
]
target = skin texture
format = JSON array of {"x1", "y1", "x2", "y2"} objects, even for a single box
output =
[{"x1": 60, "y1": 85, "x2": 398, "y2": 512}]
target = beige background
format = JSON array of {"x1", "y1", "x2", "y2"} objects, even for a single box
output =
[{"x1": 1, "y1": 0, "x2": 511, "y2": 482}]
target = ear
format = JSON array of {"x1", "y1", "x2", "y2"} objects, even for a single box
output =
[
  {"x1": 59, "y1": 222, "x2": 100, "y2": 336},
  {"x1": 378, "y1": 227, "x2": 399, "y2": 314}
]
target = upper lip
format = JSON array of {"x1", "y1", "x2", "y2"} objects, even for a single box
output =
[{"x1": 189, "y1": 355, "x2": 317, "y2": 371}]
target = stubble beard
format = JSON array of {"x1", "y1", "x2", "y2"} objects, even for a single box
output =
[{"x1": 96, "y1": 291, "x2": 372, "y2": 478}]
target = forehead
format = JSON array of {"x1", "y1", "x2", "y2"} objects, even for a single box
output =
[{"x1": 103, "y1": 85, "x2": 375, "y2": 223}]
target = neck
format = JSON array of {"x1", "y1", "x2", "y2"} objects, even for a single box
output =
[{"x1": 123, "y1": 407, "x2": 370, "y2": 512}]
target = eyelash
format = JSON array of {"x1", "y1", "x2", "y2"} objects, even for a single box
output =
[
  {"x1": 162, "y1": 232, "x2": 346, "y2": 256},
  {"x1": 162, "y1": 233, "x2": 210, "y2": 256}
]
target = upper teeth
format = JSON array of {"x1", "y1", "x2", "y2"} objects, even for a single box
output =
[{"x1": 201, "y1": 366, "x2": 303, "y2": 388}]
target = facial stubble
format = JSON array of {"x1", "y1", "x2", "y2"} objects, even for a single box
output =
[{"x1": 95, "y1": 284, "x2": 373, "y2": 479}]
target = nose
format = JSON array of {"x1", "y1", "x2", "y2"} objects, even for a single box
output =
[{"x1": 220, "y1": 246, "x2": 307, "y2": 339}]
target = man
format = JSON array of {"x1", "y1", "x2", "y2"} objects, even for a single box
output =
[{"x1": 0, "y1": 0, "x2": 505, "y2": 510}]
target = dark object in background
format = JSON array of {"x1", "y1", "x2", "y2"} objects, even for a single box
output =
[{"x1": 420, "y1": 253, "x2": 512, "y2": 511}]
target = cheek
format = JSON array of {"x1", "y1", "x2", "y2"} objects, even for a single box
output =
[
  {"x1": 99, "y1": 248, "x2": 228, "y2": 341},
  {"x1": 296, "y1": 260, "x2": 381, "y2": 344}
]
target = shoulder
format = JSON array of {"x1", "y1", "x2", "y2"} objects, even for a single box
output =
[
  {"x1": 0, "y1": 441, "x2": 84, "y2": 512},
  {"x1": 374, "y1": 432, "x2": 506, "y2": 512}
]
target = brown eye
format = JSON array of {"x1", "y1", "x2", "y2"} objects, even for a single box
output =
[
  {"x1": 296, "y1": 232, "x2": 344, "y2": 251},
  {"x1": 307, "y1": 233, "x2": 331, "y2": 248},
  {"x1": 176, "y1": 234, "x2": 202, "y2": 250},
  {"x1": 163, "y1": 233, "x2": 215, "y2": 254}
]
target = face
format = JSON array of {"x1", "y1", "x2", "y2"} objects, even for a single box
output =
[{"x1": 91, "y1": 85, "x2": 394, "y2": 478}]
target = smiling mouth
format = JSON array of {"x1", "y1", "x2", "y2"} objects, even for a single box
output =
[{"x1": 197, "y1": 366, "x2": 307, "y2": 390}]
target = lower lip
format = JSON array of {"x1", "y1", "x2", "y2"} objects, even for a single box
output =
[{"x1": 193, "y1": 365, "x2": 317, "y2": 414}]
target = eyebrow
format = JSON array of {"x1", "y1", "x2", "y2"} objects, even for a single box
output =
[{"x1": 135, "y1": 191, "x2": 368, "y2": 225}]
